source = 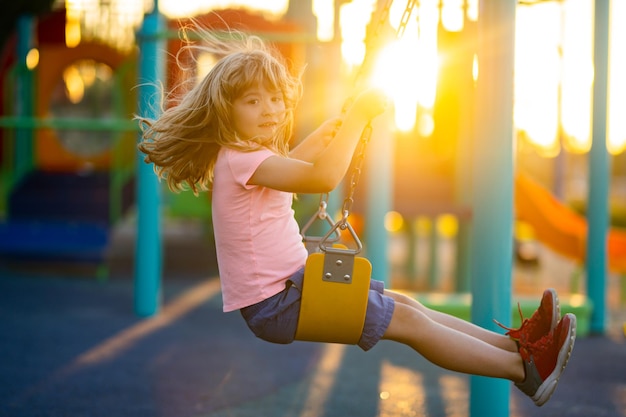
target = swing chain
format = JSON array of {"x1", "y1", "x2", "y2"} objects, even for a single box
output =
[
  {"x1": 338, "y1": 0, "x2": 416, "y2": 225},
  {"x1": 339, "y1": 121, "x2": 373, "y2": 226},
  {"x1": 351, "y1": 0, "x2": 418, "y2": 91},
  {"x1": 397, "y1": 0, "x2": 419, "y2": 39},
  {"x1": 301, "y1": 0, "x2": 416, "y2": 249}
]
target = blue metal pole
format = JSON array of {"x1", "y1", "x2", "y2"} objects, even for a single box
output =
[
  {"x1": 15, "y1": 15, "x2": 35, "y2": 179},
  {"x1": 365, "y1": 118, "x2": 393, "y2": 287},
  {"x1": 587, "y1": 0, "x2": 611, "y2": 334},
  {"x1": 135, "y1": 4, "x2": 164, "y2": 317},
  {"x1": 469, "y1": 1, "x2": 516, "y2": 416}
]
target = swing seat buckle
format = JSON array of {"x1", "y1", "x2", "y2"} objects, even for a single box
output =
[{"x1": 322, "y1": 247, "x2": 356, "y2": 284}]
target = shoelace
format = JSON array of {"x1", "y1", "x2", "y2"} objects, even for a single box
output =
[
  {"x1": 519, "y1": 329, "x2": 555, "y2": 361},
  {"x1": 493, "y1": 303, "x2": 534, "y2": 343}
]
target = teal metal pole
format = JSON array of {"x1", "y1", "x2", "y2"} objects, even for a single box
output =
[
  {"x1": 15, "y1": 15, "x2": 35, "y2": 179},
  {"x1": 365, "y1": 118, "x2": 393, "y2": 286},
  {"x1": 428, "y1": 217, "x2": 439, "y2": 288},
  {"x1": 587, "y1": 0, "x2": 611, "y2": 334},
  {"x1": 406, "y1": 220, "x2": 417, "y2": 283},
  {"x1": 469, "y1": 1, "x2": 516, "y2": 416},
  {"x1": 455, "y1": 222, "x2": 471, "y2": 292},
  {"x1": 454, "y1": 19, "x2": 477, "y2": 294},
  {"x1": 135, "y1": 5, "x2": 164, "y2": 317}
]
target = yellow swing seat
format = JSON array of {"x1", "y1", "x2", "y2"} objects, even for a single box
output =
[{"x1": 295, "y1": 219, "x2": 371, "y2": 344}]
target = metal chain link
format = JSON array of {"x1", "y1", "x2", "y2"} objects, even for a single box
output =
[
  {"x1": 340, "y1": 122, "x2": 372, "y2": 222},
  {"x1": 337, "y1": 0, "x2": 417, "y2": 228}
]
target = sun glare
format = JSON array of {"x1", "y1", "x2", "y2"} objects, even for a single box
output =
[
  {"x1": 159, "y1": 0, "x2": 288, "y2": 18},
  {"x1": 60, "y1": 0, "x2": 625, "y2": 153},
  {"x1": 370, "y1": 0, "x2": 439, "y2": 133},
  {"x1": 64, "y1": 0, "x2": 144, "y2": 51},
  {"x1": 514, "y1": 2, "x2": 561, "y2": 157},
  {"x1": 339, "y1": 0, "x2": 376, "y2": 69},
  {"x1": 513, "y1": 0, "x2": 625, "y2": 156},
  {"x1": 608, "y1": 0, "x2": 626, "y2": 154},
  {"x1": 63, "y1": 65, "x2": 85, "y2": 104},
  {"x1": 65, "y1": 7, "x2": 81, "y2": 48},
  {"x1": 313, "y1": 0, "x2": 334, "y2": 41},
  {"x1": 372, "y1": 39, "x2": 419, "y2": 132},
  {"x1": 25, "y1": 49, "x2": 39, "y2": 70},
  {"x1": 371, "y1": 29, "x2": 439, "y2": 133},
  {"x1": 560, "y1": 0, "x2": 593, "y2": 154},
  {"x1": 441, "y1": 0, "x2": 464, "y2": 32}
]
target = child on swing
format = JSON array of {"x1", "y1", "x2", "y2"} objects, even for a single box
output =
[{"x1": 137, "y1": 27, "x2": 575, "y2": 407}]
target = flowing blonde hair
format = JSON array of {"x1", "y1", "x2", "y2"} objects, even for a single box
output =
[{"x1": 136, "y1": 23, "x2": 303, "y2": 194}]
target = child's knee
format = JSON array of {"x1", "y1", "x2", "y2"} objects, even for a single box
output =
[
  {"x1": 385, "y1": 290, "x2": 421, "y2": 308},
  {"x1": 384, "y1": 302, "x2": 431, "y2": 342}
]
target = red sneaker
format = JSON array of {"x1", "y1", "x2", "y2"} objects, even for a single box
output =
[
  {"x1": 515, "y1": 313, "x2": 576, "y2": 406},
  {"x1": 498, "y1": 288, "x2": 560, "y2": 344}
]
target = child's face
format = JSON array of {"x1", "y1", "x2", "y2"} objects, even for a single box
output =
[{"x1": 231, "y1": 83, "x2": 286, "y2": 142}]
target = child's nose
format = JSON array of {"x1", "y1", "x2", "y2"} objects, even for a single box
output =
[{"x1": 263, "y1": 100, "x2": 277, "y2": 115}]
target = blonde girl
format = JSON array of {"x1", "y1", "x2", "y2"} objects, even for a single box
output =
[{"x1": 137, "y1": 25, "x2": 575, "y2": 408}]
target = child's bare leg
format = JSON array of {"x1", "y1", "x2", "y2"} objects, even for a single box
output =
[
  {"x1": 385, "y1": 290, "x2": 518, "y2": 353},
  {"x1": 382, "y1": 298, "x2": 525, "y2": 382}
]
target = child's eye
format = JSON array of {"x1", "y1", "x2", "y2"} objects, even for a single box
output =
[
  {"x1": 248, "y1": 99, "x2": 259, "y2": 105},
  {"x1": 272, "y1": 96, "x2": 283, "y2": 102}
]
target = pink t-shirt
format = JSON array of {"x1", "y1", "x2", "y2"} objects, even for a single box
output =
[{"x1": 212, "y1": 147, "x2": 308, "y2": 312}]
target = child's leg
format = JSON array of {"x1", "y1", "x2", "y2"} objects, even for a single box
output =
[
  {"x1": 385, "y1": 290, "x2": 518, "y2": 353},
  {"x1": 378, "y1": 289, "x2": 575, "y2": 407},
  {"x1": 382, "y1": 294, "x2": 525, "y2": 382}
]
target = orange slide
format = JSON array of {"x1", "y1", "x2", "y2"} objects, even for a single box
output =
[{"x1": 515, "y1": 173, "x2": 626, "y2": 273}]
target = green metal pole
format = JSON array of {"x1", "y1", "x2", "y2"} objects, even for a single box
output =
[
  {"x1": 586, "y1": 0, "x2": 611, "y2": 334},
  {"x1": 135, "y1": 4, "x2": 164, "y2": 317},
  {"x1": 469, "y1": 1, "x2": 516, "y2": 416},
  {"x1": 15, "y1": 15, "x2": 35, "y2": 180}
]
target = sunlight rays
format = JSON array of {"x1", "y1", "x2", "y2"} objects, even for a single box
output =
[{"x1": 59, "y1": 0, "x2": 626, "y2": 153}]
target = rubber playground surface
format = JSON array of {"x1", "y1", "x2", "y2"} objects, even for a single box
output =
[{"x1": 1, "y1": 262, "x2": 625, "y2": 417}]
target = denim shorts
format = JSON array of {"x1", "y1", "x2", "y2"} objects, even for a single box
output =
[{"x1": 240, "y1": 267, "x2": 395, "y2": 351}]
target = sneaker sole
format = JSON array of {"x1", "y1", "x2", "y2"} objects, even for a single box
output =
[{"x1": 532, "y1": 313, "x2": 576, "y2": 406}]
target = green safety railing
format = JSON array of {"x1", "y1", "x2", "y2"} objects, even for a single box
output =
[{"x1": 0, "y1": 116, "x2": 137, "y2": 131}]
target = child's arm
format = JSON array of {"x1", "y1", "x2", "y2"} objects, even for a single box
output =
[
  {"x1": 249, "y1": 89, "x2": 387, "y2": 194},
  {"x1": 288, "y1": 117, "x2": 342, "y2": 163}
]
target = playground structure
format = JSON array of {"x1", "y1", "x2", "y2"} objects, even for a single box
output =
[
  {"x1": 0, "y1": 10, "x2": 137, "y2": 271},
  {"x1": 0, "y1": 8, "x2": 303, "y2": 272},
  {"x1": 0, "y1": 1, "x2": 622, "y2": 416}
]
